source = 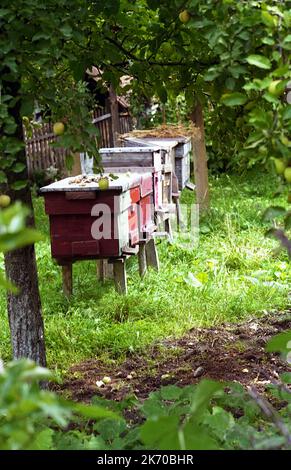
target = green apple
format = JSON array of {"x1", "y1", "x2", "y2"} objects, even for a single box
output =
[
  {"x1": 102, "y1": 376, "x2": 111, "y2": 384},
  {"x1": 53, "y1": 121, "x2": 65, "y2": 136},
  {"x1": 274, "y1": 158, "x2": 286, "y2": 175},
  {"x1": 284, "y1": 167, "x2": 291, "y2": 183},
  {"x1": 268, "y1": 80, "x2": 283, "y2": 97},
  {"x1": 0, "y1": 195, "x2": 11, "y2": 207},
  {"x1": 280, "y1": 135, "x2": 290, "y2": 147},
  {"x1": 179, "y1": 10, "x2": 190, "y2": 23},
  {"x1": 161, "y1": 42, "x2": 173, "y2": 55},
  {"x1": 98, "y1": 177, "x2": 109, "y2": 190}
]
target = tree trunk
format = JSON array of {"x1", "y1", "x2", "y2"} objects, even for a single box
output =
[
  {"x1": 189, "y1": 101, "x2": 209, "y2": 213},
  {"x1": 5, "y1": 244, "x2": 46, "y2": 366},
  {"x1": 2, "y1": 75, "x2": 46, "y2": 366},
  {"x1": 109, "y1": 84, "x2": 120, "y2": 146}
]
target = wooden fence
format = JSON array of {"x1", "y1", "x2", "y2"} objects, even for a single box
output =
[
  {"x1": 25, "y1": 122, "x2": 68, "y2": 177},
  {"x1": 25, "y1": 108, "x2": 132, "y2": 177}
]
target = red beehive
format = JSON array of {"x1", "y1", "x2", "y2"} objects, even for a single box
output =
[
  {"x1": 41, "y1": 172, "x2": 154, "y2": 265},
  {"x1": 99, "y1": 147, "x2": 165, "y2": 212}
]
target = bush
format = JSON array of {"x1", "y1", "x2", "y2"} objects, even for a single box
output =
[{"x1": 1, "y1": 330, "x2": 290, "y2": 450}]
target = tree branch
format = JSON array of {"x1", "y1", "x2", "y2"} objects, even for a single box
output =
[{"x1": 247, "y1": 386, "x2": 291, "y2": 447}]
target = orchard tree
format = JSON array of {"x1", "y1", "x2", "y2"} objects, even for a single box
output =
[{"x1": 96, "y1": 0, "x2": 290, "y2": 206}]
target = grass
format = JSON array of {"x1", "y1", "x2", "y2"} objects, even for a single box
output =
[{"x1": 0, "y1": 170, "x2": 290, "y2": 374}]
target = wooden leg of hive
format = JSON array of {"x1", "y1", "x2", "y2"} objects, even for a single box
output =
[
  {"x1": 97, "y1": 260, "x2": 113, "y2": 282},
  {"x1": 145, "y1": 238, "x2": 159, "y2": 271},
  {"x1": 138, "y1": 242, "x2": 147, "y2": 278},
  {"x1": 62, "y1": 264, "x2": 72, "y2": 297},
  {"x1": 165, "y1": 217, "x2": 173, "y2": 241},
  {"x1": 173, "y1": 196, "x2": 181, "y2": 229},
  {"x1": 113, "y1": 259, "x2": 127, "y2": 294},
  {"x1": 97, "y1": 260, "x2": 105, "y2": 282}
]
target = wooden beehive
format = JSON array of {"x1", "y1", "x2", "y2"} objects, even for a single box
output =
[
  {"x1": 99, "y1": 147, "x2": 167, "y2": 212},
  {"x1": 40, "y1": 172, "x2": 154, "y2": 265},
  {"x1": 122, "y1": 136, "x2": 191, "y2": 190}
]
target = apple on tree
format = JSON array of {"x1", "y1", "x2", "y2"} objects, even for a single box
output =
[
  {"x1": 268, "y1": 80, "x2": 283, "y2": 97},
  {"x1": 273, "y1": 158, "x2": 286, "y2": 175},
  {"x1": 284, "y1": 167, "x2": 291, "y2": 184},
  {"x1": 53, "y1": 121, "x2": 65, "y2": 136},
  {"x1": 179, "y1": 10, "x2": 190, "y2": 24},
  {"x1": 0, "y1": 195, "x2": 11, "y2": 208}
]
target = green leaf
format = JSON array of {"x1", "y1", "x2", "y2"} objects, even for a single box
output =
[
  {"x1": 0, "y1": 8, "x2": 10, "y2": 17},
  {"x1": 11, "y1": 180, "x2": 28, "y2": 191},
  {"x1": 160, "y1": 385, "x2": 183, "y2": 400},
  {"x1": 65, "y1": 154, "x2": 74, "y2": 171},
  {"x1": 12, "y1": 163, "x2": 26, "y2": 173},
  {"x1": 156, "y1": 85, "x2": 167, "y2": 104},
  {"x1": 221, "y1": 92, "x2": 247, "y2": 106},
  {"x1": 32, "y1": 32, "x2": 51, "y2": 42},
  {"x1": 284, "y1": 212, "x2": 291, "y2": 230},
  {"x1": 20, "y1": 97, "x2": 34, "y2": 118},
  {"x1": 280, "y1": 372, "x2": 291, "y2": 384},
  {"x1": 262, "y1": 206, "x2": 286, "y2": 222},
  {"x1": 282, "y1": 107, "x2": 291, "y2": 121},
  {"x1": 141, "y1": 393, "x2": 168, "y2": 418},
  {"x1": 246, "y1": 55, "x2": 271, "y2": 69},
  {"x1": 183, "y1": 423, "x2": 218, "y2": 450},
  {"x1": 147, "y1": 0, "x2": 160, "y2": 9},
  {"x1": 204, "y1": 68, "x2": 220, "y2": 81},
  {"x1": 73, "y1": 403, "x2": 118, "y2": 420},
  {"x1": 94, "y1": 418, "x2": 126, "y2": 441},
  {"x1": 140, "y1": 416, "x2": 181, "y2": 449},
  {"x1": 0, "y1": 171, "x2": 7, "y2": 183},
  {"x1": 21, "y1": 365, "x2": 52, "y2": 381},
  {"x1": 28, "y1": 428, "x2": 54, "y2": 450},
  {"x1": 60, "y1": 24, "x2": 73, "y2": 38},
  {"x1": 262, "y1": 37, "x2": 275, "y2": 45},
  {"x1": 261, "y1": 11, "x2": 277, "y2": 28},
  {"x1": 0, "y1": 272, "x2": 18, "y2": 293},
  {"x1": 3, "y1": 57, "x2": 18, "y2": 73},
  {"x1": 266, "y1": 330, "x2": 291, "y2": 355},
  {"x1": 0, "y1": 229, "x2": 43, "y2": 253},
  {"x1": 190, "y1": 379, "x2": 225, "y2": 419}
]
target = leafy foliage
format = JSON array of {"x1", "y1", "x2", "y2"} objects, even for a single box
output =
[
  {"x1": 0, "y1": 359, "x2": 118, "y2": 450},
  {"x1": 1, "y1": 327, "x2": 290, "y2": 451},
  {"x1": 0, "y1": 202, "x2": 42, "y2": 291}
]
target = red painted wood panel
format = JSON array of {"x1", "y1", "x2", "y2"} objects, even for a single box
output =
[
  {"x1": 140, "y1": 195, "x2": 154, "y2": 232},
  {"x1": 140, "y1": 174, "x2": 153, "y2": 197},
  {"x1": 44, "y1": 191, "x2": 120, "y2": 215},
  {"x1": 72, "y1": 240, "x2": 100, "y2": 256},
  {"x1": 128, "y1": 203, "x2": 139, "y2": 246},
  {"x1": 130, "y1": 186, "x2": 140, "y2": 204}
]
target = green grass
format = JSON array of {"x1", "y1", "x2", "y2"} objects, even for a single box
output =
[{"x1": 0, "y1": 170, "x2": 290, "y2": 374}]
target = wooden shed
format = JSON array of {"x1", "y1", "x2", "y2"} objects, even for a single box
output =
[{"x1": 25, "y1": 72, "x2": 132, "y2": 178}]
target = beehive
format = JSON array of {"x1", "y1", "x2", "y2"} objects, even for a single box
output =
[
  {"x1": 122, "y1": 136, "x2": 191, "y2": 190},
  {"x1": 40, "y1": 172, "x2": 154, "y2": 265},
  {"x1": 99, "y1": 147, "x2": 168, "y2": 213}
]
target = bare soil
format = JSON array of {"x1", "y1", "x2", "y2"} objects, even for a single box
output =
[{"x1": 56, "y1": 312, "x2": 291, "y2": 405}]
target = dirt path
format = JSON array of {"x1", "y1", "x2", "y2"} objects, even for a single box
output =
[{"x1": 57, "y1": 311, "x2": 291, "y2": 404}]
